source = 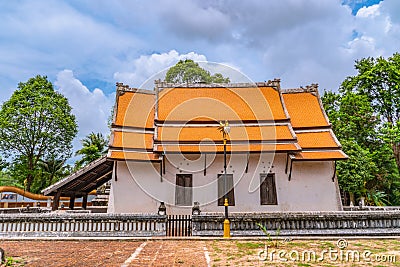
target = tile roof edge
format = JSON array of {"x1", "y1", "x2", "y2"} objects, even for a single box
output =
[
  {"x1": 282, "y1": 84, "x2": 319, "y2": 94},
  {"x1": 116, "y1": 82, "x2": 155, "y2": 95},
  {"x1": 154, "y1": 79, "x2": 281, "y2": 89}
]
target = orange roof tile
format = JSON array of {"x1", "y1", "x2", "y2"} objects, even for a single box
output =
[
  {"x1": 111, "y1": 131, "x2": 154, "y2": 150},
  {"x1": 155, "y1": 143, "x2": 299, "y2": 153},
  {"x1": 109, "y1": 83, "x2": 347, "y2": 161},
  {"x1": 283, "y1": 92, "x2": 329, "y2": 128},
  {"x1": 157, "y1": 86, "x2": 287, "y2": 122},
  {"x1": 108, "y1": 151, "x2": 160, "y2": 161},
  {"x1": 296, "y1": 131, "x2": 339, "y2": 149},
  {"x1": 114, "y1": 91, "x2": 154, "y2": 128},
  {"x1": 293, "y1": 151, "x2": 348, "y2": 161},
  {"x1": 157, "y1": 125, "x2": 295, "y2": 142}
]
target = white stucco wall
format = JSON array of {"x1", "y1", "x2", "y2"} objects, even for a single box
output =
[{"x1": 108, "y1": 153, "x2": 341, "y2": 214}]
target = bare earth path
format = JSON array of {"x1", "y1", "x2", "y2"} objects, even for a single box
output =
[
  {"x1": 0, "y1": 240, "x2": 141, "y2": 267},
  {"x1": 123, "y1": 240, "x2": 209, "y2": 266},
  {"x1": 1, "y1": 239, "x2": 400, "y2": 266},
  {"x1": 0, "y1": 240, "x2": 209, "y2": 267}
]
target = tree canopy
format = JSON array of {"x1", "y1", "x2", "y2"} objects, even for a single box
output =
[
  {"x1": 75, "y1": 132, "x2": 108, "y2": 169},
  {"x1": 0, "y1": 75, "x2": 77, "y2": 192},
  {"x1": 341, "y1": 53, "x2": 400, "y2": 169},
  {"x1": 322, "y1": 53, "x2": 400, "y2": 206},
  {"x1": 165, "y1": 59, "x2": 230, "y2": 84}
]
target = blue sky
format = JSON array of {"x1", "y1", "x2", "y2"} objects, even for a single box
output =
[{"x1": 0, "y1": 0, "x2": 399, "y2": 154}]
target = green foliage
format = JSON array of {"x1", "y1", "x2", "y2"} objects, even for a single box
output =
[
  {"x1": 322, "y1": 91, "x2": 378, "y2": 145},
  {"x1": 256, "y1": 223, "x2": 281, "y2": 248},
  {"x1": 341, "y1": 53, "x2": 400, "y2": 125},
  {"x1": 0, "y1": 170, "x2": 23, "y2": 188},
  {"x1": 5, "y1": 256, "x2": 24, "y2": 266},
  {"x1": 341, "y1": 53, "x2": 400, "y2": 170},
  {"x1": 0, "y1": 75, "x2": 77, "y2": 192},
  {"x1": 336, "y1": 140, "x2": 377, "y2": 195},
  {"x1": 323, "y1": 53, "x2": 400, "y2": 205},
  {"x1": 75, "y1": 132, "x2": 107, "y2": 169},
  {"x1": 165, "y1": 59, "x2": 230, "y2": 84}
]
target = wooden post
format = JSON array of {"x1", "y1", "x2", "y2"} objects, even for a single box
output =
[
  {"x1": 332, "y1": 161, "x2": 336, "y2": 182},
  {"x1": 52, "y1": 191, "x2": 62, "y2": 211},
  {"x1": 203, "y1": 153, "x2": 207, "y2": 176},
  {"x1": 82, "y1": 194, "x2": 88, "y2": 210},
  {"x1": 114, "y1": 161, "x2": 118, "y2": 181},
  {"x1": 69, "y1": 194, "x2": 76, "y2": 210}
]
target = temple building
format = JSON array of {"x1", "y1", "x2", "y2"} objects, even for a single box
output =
[{"x1": 106, "y1": 80, "x2": 347, "y2": 214}]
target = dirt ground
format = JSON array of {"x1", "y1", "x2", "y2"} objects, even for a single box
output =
[
  {"x1": 1, "y1": 238, "x2": 400, "y2": 266},
  {"x1": 0, "y1": 240, "x2": 209, "y2": 267}
]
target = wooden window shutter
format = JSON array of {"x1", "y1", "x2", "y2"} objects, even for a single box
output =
[
  {"x1": 260, "y1": 173, "x2": 278, "y2": 205},
  {"x1": 175, "y1": 174, "x2": 193, "y2": 206}
]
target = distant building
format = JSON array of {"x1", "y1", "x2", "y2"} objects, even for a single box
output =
[{"x1": 106, "y1": 80, "x2": 347, "y2": 214}]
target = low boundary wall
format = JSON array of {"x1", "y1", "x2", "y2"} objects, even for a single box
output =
[
  {"x1": 1, "y1": 211, "x2": 400, "y2": 238},
  {"x1": 0, "y1": 213, "x2": 166, "y2": 238},
  {"x1": 192, "y1": 211, "x2": 400, "y2": 236}
]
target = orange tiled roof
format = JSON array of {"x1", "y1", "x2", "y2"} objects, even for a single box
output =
[
  {"x1": 296, "y1": 131, "x2": 340, "y2": 149},
  {"x1": 155, "y1": 143, "x2": 300, "y2": 153},
  {"x1": 282, "y1": 92, "x2": 329, "y2": 128},
  {"x1": 114, "y1": 91, "x2": 154, "y2": 128},
  {"x1": 157, "y1": 86, "x2": 287, "y2": 122},
  {"x1": 108, "y1": 151, "x2": 160, "y2": 161},
  {"x1": 292, "y1": 151, "x2": 347, "y2": 161},
  {"x1": 108, "y1": 82, "x2": 347, "y2": 161},
  {"x1": 157, "y1": 125, "x2": 295, "y2": 142},
  {"x1": 111, "y1": 131, "x2": 154, "y2": 150}
]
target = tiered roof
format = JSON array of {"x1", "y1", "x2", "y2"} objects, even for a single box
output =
[
  {"x1": 282, "y1": 85, "x2": 347, "y2": 161},
  {"x1": 107, "y1": 81, "x2": 347, "y2": 162}
]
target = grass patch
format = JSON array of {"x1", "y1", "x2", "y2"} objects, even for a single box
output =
[
  {"x1": 368, "y1": 247, "x2": 389, "y2": 253},
  {"x1": 207, "y1": 239, "x2": 400, "y2": 266},
  {"x1": 236, "y1": 242, "x2": 264, "y2": 250},
  {"x1": 4, "y1": 256, "x2": 25, "y2": 267},
  {"x1": 319, "y1": 241, "x2": 335, "y2": 249}
]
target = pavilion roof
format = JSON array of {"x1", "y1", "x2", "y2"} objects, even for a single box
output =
[{"x1": 107, "y1": 81, "x2": 347, "y2": 161}]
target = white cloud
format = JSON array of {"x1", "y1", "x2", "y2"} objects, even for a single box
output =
[
  {"x1": 0, "y1": 0, "x2": 141, "y2": 94},
  {"x1": 55, "y1": 70, "x2": 114, "y2": 153},
  {"x1": 353, "y1": 0, "x2": 400, "y2": 59},
  {"x1": 356, "y1": 4, "x2": 380, "y2": 18},
  {"x1": 1, "y1": 0, "x2": 400, "y2": 144},
  {"x1": 113, "y1": 50, "x2": 207, "y2": 89}
]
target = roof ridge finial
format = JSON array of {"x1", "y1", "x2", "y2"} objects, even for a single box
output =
[
  {"x1": 116, "y1": 82, "x2": 130, "y2": 91},
  {"x1": 305, "y1": 83, "x2": 319, "y2": 92}
]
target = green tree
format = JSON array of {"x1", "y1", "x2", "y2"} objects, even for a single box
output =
[
  {"x1": 0, "y1": 75, "x2": 78, "y2": 192},
  {"x1": 323, "y1": 91, "x2": 381, "y2": 204},
  {"x1": 75, "y1": 132, "x2": 107, "y2": 169},
  {"x1": 165, "y1": 59, "x2": 230, "y2": 84},
  {"x1": 336, "y1": 140, "x2": 378, "y2": 204},
  {"x1": 36, "y1": 156, "x2": 71, "y2": 190},
  {"x1": 323, "y1": 91, "x2": 378, "y2": 146},
  {"x1": 341, "y1": 53, "x2": 400, "y2": 169},
  {"x1": 322, "y1": 54, "x2": 400, "y2": 205}
]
